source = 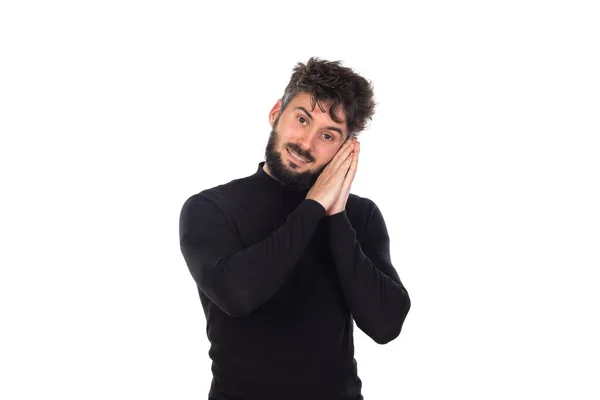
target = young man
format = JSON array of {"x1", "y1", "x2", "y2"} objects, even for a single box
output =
[{"x1": 179, "y1": 57, "x2": 410, "y2": 400}]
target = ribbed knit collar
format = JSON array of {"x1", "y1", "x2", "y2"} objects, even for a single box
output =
[{"x1": 254, "y1": 161, "x2": 310, "y2": 198}]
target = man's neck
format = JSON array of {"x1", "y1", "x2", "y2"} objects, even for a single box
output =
[
  {"x1": 262, "y1": 162, "x2": 284, "y2": 185},
  {"x1": 262, "y1": 162, "x2": 272, "y2": 177}
]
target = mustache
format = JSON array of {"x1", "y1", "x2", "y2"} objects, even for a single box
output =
[{"x1": 286, "y1": 144, "x2": 314, "y2": 162}]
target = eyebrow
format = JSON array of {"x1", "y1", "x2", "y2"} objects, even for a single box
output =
[{"x1": 295, "y1": 106, "x2": 345, "y2": 138}]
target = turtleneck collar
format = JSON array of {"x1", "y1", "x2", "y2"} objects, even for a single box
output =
[{"x1": 254, "y1": 161, "x2": 311, "y2": 196}]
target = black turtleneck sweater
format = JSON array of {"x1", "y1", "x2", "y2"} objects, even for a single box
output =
[{"x1": 179, "y1": 162, "x2": 410, "y2": 400}]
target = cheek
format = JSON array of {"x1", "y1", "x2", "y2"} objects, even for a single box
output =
[
  {"x1": 313, "y1": 149, "x2": 336, "y2": 166},
  {"x1": 326, "y1": 147, "x2": 340, "y2": 162},
  {"x1": 283, "y1": 124, "x2": 303, "y2": 142}
]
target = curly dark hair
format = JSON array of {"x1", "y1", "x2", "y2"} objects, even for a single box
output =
[{"x1": 279, "y1": 57, "x2": 376, "y2": 139}]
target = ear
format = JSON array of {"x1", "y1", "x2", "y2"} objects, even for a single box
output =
[{"x1": 268, "y1": 99, "x2": 282, "y2": 127}]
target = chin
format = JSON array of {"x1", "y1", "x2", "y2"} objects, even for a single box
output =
[{"x1": 264, "y1": 129, "x2": 325, "y2": 191}]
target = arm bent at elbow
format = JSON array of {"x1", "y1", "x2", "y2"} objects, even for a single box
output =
[{"x1": 179, "y1": 194, "x2": 326, "y2": 317}]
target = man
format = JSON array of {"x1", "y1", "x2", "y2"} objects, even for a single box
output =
[{"x1": 179, "y1": 57, "x2": 410, "y2": 400}]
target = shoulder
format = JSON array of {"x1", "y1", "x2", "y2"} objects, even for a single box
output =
[{"x1": 180, "y1": 173, "x2": 255, "y2": 217}]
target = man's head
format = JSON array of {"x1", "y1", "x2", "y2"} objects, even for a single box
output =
[{"x1": 264, "y1": 57, "x2": 375, "y2": 191}]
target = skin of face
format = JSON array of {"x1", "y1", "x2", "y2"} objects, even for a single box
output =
[{"x1": 263, "y1": 92, "x2": 349, "y2": 191}]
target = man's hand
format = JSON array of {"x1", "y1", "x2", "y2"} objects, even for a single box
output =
[
  {"x1": 306, "y1": 138, "x2": 356, "y2": 212},
  {"x1": 328, "y1": 139, "x2": 359, "y2": 216}
]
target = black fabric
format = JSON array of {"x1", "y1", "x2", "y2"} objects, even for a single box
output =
[{"x1": 179, "y1": 162, "x2": 410, "y2": 400}]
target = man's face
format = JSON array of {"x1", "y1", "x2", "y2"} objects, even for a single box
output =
[{"x1": 264, "y1": 92, "x2": 348, "y2": 191}]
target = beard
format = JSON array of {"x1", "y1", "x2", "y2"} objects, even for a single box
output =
[{"x1": 264, "y1": 122, "x2": 327, "y2": 192}]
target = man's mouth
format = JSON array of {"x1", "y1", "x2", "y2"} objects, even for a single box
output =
[{"x1": 287, "y1": 148, "x2": 310, "y2": 164}]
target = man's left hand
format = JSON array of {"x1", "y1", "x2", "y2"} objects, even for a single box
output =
[{"x1": 327, "y1": 139, "x2": 360, "y2": 216}]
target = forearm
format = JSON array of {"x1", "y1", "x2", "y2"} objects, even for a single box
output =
[
  {"x1": 328, "y1": 209, "x2": 410, "y2": 344},
  {"x1": 180, "y1": 196, "x2": 326, "y2": 317}
]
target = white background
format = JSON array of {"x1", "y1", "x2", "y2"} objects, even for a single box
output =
[{"x1": 1, "y1": 1, "x2": 599, "y2": 399}]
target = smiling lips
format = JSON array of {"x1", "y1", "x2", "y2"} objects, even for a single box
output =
[{"x1": 287, "y1": 147, "x2": 311, "y2": 164}]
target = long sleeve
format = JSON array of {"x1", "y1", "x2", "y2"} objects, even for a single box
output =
[
  {"x1": 179, "y1": 194, "x2": 326, "y2": 318},
  {"x1": 327, "y1": 202, "x2": 410, "y2": 344}
]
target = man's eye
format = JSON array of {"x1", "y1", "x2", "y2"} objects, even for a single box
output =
[
  {"x1": 298, "y1": 116, "x2": 307, "y2": 124},
  {"x1": 323, "y1": 134, "x2": 333, "y2": 141}
]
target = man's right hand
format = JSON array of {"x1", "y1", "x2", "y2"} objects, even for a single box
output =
[{"x1": 306, "y1": 138, "x2": 356, "y2": 212}]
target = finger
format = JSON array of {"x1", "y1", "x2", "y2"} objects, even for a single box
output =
[
  {"x1": 331, "y1": 139, "x2": 356, "y2": 171},
  {"x1": 320, "y1": 143, "x2": 350, "y2": 175},
  {"x1": 335, "y1": 152, "x2": 357, "y2": 208},
  {"x1": 337, "y1": 150, "x2": 354, "y2": 181},
  {"x1": 332, "y1": 139, "x2": 354, "y2": 164},
  {"x1": 341, "y1": 148, "x2": 358, "y2": 191}
]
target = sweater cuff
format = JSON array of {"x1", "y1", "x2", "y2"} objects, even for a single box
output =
[
  {"x1": 326, "y1": 209, "x2": 355, "y2": 232},
  {"x1": 299, "y1": 198, "x2": 327, "y2": 218}
]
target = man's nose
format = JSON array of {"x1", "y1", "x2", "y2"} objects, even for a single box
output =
[{"x1": 296, "y1": 130, "x2": 318, "y2": 153}]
